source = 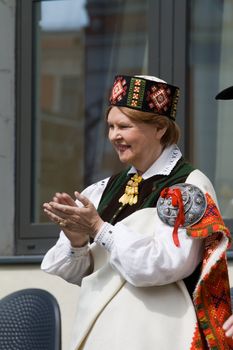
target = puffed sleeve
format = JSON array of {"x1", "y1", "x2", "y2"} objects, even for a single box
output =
[{"x1": 94, "y1": 169, "x2": 217, "y2": 287}]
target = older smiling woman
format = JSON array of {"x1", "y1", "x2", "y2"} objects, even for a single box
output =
[{"x1": 41, "y1": 75, "x2": 232, "y2": 350}]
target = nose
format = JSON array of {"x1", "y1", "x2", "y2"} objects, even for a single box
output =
[{"x1": 109, "y1": 127, "x2": 122, "y2": 142}]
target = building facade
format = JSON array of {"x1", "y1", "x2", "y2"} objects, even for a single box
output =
[
  {"x1": 1, "y1": 0, "x2": 233, "y2": 254},
  {"x1": 1, "y1": 1, "x2": 233, "y2": 347},
  {"x1": 2, "y1": 0, "x2": 231, "y2": 256}
]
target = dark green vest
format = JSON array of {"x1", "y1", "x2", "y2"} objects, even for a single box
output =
[{"x1": 98, "y1": 158, "x2": 195, "y2": 224}]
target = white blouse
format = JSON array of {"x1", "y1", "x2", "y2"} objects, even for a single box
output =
[{"x1": 41, "y1": 144, "x2": 217, "y2": 287}]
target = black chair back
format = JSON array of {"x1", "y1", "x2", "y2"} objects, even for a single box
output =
[{"x1": 0, "y1": 288, "x2": 61, "y2": 350}]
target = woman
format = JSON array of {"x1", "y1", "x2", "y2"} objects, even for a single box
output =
[{"x1": 41, "y1": 75, "x2": 232, "y2": 350}]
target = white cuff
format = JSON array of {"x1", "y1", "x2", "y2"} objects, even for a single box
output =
[
  {"x1": 94, "y1": 222, "x2": 114, "y2": 252},
  {"x1": 69, "y1": 244, "x2": 90, "y2": 259}
]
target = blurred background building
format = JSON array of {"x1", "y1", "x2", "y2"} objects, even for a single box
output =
[{"x1": 0, "y1": 0, "x2": 233, "y2": 348}]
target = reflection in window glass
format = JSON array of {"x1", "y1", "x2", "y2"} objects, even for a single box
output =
[
  {"x1": 189, "y1": 0, "x2": 233, "y2": 218},
  {"x1": 32, "y1": 0, "x2": 149, "y2": 222}
]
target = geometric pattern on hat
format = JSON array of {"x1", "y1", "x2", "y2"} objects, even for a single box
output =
[{"x1": 109, "y1": 75, "x2": 180, "y2": 120}]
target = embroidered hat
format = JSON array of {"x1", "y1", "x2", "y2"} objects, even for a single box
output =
[
  {"x1": 215, "y1": 86, "x2": 233, "y2": 100},
  {"x1": 109, "y1": 75, "x2": 180, "y2": 120}
]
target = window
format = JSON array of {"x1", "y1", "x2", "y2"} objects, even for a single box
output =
[
  {"x1": 16, "y1": 0, "x2": 151, "y2": 254},
  {"x1": 16, "y1": 0, "x2": 232, "y2": 256},
  {"x1": 188, "y1": 0, "x2": 233, "y2": 238}
]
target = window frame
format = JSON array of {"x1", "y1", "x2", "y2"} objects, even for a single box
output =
[
  {"x1": 16, "y1": 0, "x2": 59, "y2": 255},
  {"x1": 16, "y1": 0, "x2": 232, "y2": 257},
  {"x1": 14, "y1": 0, "x2": 190, "y2": 255}
]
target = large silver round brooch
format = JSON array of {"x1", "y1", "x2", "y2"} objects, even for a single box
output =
[{"x1": 157, "y1": 183, "x2": 207, "y2": 227}]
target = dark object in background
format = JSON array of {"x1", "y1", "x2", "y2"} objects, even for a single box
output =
[
  {"x1": 0, "y1": 288, "x2": 61, "y2": 350},
  {"x1": 215, "y1": 86, "x2": 233, "y2": 100}
]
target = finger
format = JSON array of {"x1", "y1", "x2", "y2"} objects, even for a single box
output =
[
  {"x1": 43, "y1": 202, "x2": 60, "y2": 215},
  {"x1": 43, "y1": 202, "x2": 70, "y2": 221},
  {"x1": 74, "y1": 191, "x2": 91, "y2": 208},
  {"x1": 43, "y1": 208, "x2": 63, "y2": 225},
  {"x1": 53, "y1": 194, "x2": 66, "y2": 204},
  {"x1": 49, "y1": 201, "x2": 79, "y2": 216},
  {"x1": 223, "y1": 315, "x2": 233, "y2": 330},
  {"x1": 54, "y1": 192, "x2": 76, "y2": 206},
  {"x1": 43, "y1": 208, "x2": 73, "y2": 232},
  {"x1": 225, "y1": 327, "x2": 233, "y2": 338},
  {"x1": 43, "y1": 202, "x2": 53, "y2": 211},
  {"x1": 53, "y1": 196, "x2": 60, "y2": 203},
  {"x1": 53, "y1": 192, "x2": 66, "y2": 203}
]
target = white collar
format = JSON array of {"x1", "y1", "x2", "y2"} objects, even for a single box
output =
[{"x1": 127, "y1": 144, "x2": 182, "y2": 179}]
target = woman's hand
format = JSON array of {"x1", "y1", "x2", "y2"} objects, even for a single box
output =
[
  {"x1": 43, "y1": 191, "x2": 104, "y2": 247},
  {"x1": 223, "y1": 315, "x2": 233, "y2": 338}
]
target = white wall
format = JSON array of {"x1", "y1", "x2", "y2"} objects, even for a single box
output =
[
  {"x1": 0, "y1": 262, "x2": 233, "y2": 349},
  {"x1": 0, "y1": 0, "x2": 15, "y2": 255},
  {"x1": 0, "y1": 265, "x2": 80, "y2": 349}
]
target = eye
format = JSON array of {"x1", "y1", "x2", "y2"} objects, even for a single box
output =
[
  {"x1": 119, "y1": 123, "x2": 131, "y2": 129},
  {"x1": 108, "y1": 123, "x2": 114, "y2": 129}
]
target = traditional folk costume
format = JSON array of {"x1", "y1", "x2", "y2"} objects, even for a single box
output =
[{"x1": 41, "y1": 75, "x2": 232, "y2": 350}]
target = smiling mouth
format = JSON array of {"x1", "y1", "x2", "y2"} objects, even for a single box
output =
[{"x1": 115, "y1": 144, "x2": 130, "y2": 152}]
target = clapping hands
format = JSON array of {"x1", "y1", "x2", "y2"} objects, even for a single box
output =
[{"x1": 43, "y1": 191, "x2": 104, "y2": 247}]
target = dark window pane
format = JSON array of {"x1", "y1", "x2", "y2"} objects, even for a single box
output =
[
  {"x1": 188, "y1": 0, "x2": 233, "y2": 220},
  {"x1": 31, "y1": 0, "x2": 149, "y2": 223}
]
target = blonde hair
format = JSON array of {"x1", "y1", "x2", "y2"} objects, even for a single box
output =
[{"x1": 106, "y1": 106, "x2": 180, "y2": 147}]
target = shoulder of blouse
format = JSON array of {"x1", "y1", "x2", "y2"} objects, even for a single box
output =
[
  {"x1": 186, "y1": 169, "x2": 218, "y2": 205},
  {"x1": 80, "y1": 177, "x2": 110, "y2": 206}
]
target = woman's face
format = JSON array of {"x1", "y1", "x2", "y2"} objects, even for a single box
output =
[{"x1": 107, "y1": 107, "x2": 166, "y2": 174}]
